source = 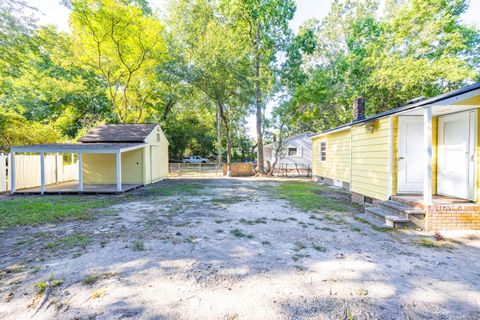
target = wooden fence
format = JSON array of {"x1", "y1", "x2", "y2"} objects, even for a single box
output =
[{"x1": 0, "y1": 153, "x2": 78, "y2": 193}]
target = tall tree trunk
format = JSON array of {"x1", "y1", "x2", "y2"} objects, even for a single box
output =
[
  {"x1": 217, "y1": 103, "x2": 232, "y2": 176},
  {"x1": 255, "y1": 22, "x2": 264, "y2": 173},
  {"x1": 216, "y1": 106, "x2": 222, "y2": 165}
]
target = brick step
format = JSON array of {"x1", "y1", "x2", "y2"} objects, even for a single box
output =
[
  {"x1": 390, "y1": 196, "x2": 426, "y2": 209},
  {"x1": 365, "y1": 206, "x2": 411, "y2": 228},
  {"x1": 379, "y1": 200, "x2": 425, "y2": 218}
]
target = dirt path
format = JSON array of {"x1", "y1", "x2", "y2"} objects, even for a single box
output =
[{"x1": 0, "y1": 178, "x2": 479, "y2": 320}]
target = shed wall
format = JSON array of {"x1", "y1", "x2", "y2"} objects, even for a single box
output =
[{"x1": 83, "y1": 149, "x2": 143, "y2": 184}]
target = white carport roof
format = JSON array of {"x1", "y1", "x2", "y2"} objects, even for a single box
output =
[{"x1": 11, "y1": 143, "x2": 145, "y2": 154}]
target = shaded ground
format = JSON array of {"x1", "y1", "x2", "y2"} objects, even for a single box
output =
[{"x1": 0, "y1": 178, "x2": 479, "y2": 320}]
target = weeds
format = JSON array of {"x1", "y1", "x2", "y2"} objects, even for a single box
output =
[
  {"x1": 239, "y1": 218, "x2": 267, "y2": 225},
  {"x1": 35, "y1": 275, "x2": 64, "y2": 294},
  {"x1": 312, "y1": 243, "x2": 327, "y2": 252},
  {"x1": 230, "y1": 229, "x2": 253, "y2": 239},
  {"x1": 132, "y1": 240, "x2": 145, "y2": 251},
  {"x1": 45, "y1": 233, "x2": 92, "y2": 250}
]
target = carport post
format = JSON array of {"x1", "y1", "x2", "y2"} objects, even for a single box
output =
[
  {"x1": 78, "y1": 153, "x2": 83, "y2": 192},
  {"x1": 116, "y1": 150, "x2": 122, "y2": 192},
  {"x1": 40, "y1": 152, "x2": 45, "y2": 195},
  {"x1": 9, "y1": 151, "x2": 16, "y2": 194}
]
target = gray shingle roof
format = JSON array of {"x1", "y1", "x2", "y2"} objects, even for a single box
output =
[{"x1": 78, "y1": 124, "x2": 158, "y2": 143}]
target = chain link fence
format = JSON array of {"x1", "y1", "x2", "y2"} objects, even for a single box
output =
[{"x1": 169, "y1": 163, "x2": 224, "y2": 177}]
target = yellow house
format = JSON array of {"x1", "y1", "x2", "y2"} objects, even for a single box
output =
[
  {"x1": 312, "y1": 83, "x2": 480, "y2": 231},
  {"x1": 10, "y1": 124, "x2": 169, "y2": 194}
]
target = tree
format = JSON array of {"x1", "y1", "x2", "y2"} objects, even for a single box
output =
[
  {"x1": 222, "y1": 0, "x2": 296, "y2": 173},
  {"x1": 288, "y1": 0, "x2": 480, "y2": 131},
  {"x1": 165, "y1": 0, "x2": 252, "y2": 169},
  {"x1": 70, "y1": 0, "x2": 167, "y2": 123}
]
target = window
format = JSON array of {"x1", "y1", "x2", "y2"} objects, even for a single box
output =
[
  {"x1": 320, "y1": 141, "x2": 327, "y2": 161},
  {"x1": 157, "y1": 131, "x2": 161, "y2": 142},
  {"x1": 288, "y1": 147, "x2": 298, "y2": 157}
]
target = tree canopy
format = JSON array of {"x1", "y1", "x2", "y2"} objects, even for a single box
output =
[{"x1": 0, "y1": 0, "x2": 479, "y2": 164}]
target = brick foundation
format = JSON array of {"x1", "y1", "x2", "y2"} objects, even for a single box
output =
[
  {"x1": 425, "y1": 204, "x2": 480, "y2": 231},
  {"x1": 351, "y1": 192, "x2": 365, "y2": 206}
]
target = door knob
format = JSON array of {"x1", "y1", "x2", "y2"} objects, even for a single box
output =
[{"x1": 398, "y1": 157, "x2": 405, "y2": 160}]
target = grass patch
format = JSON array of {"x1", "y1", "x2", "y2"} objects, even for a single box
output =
[
  {"x1": 271, "y1": 182, "x2": 347, "y2": 213},
  {"x1": 132, "y1": 240, "x2": 145, "y2": 251},
  {"x1": 291, "y1": 253, "x2": 310, "y2": 261},
  {"x1": 230, "y1": 228, "x2": 253, "y2": 239},
  {"x1": 312, "y1": 243, "x2": 327, "y2": 252},
  {"x1": 293, "y1": 242, "x2": 306, "y2": 251},
  {"x1": 146, "y1": 183, "x2": 204, "y2": 197},
  {"x1": 45, "y1": 233, "x2": 92, "y2": 250},
  {"x1": 82, "y1": 275, "x2": 100, "y2": 285},
  {"x1": 239, "y1": 218, "x2": 267, "y2": 225},
  {"x1": 414, "y1": 238, "x2": 450, "y2": 249},
  {"x1": 0, "y1": 196, "x2": 115, "y2": 229}
]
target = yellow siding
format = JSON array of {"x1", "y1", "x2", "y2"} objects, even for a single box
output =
[
  {"x1": 143, "y1": 126, "x2": 169, "y2": 184},
  {"x1": 312, "y1": 129, "x2": 351, "y2": 183},
  {"x1": 83, "y1": 149, "x2": 143, "y2": 184},
  {"x1": 351, "y1": 118, "x2": 391, "y2": 200}
]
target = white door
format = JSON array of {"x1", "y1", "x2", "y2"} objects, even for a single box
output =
[
  {"x1": 398, "y1": 116, "x2": 424, "y2": 193},
  {"x1": 438, "y1": 111, "x2": 476, "y2": 200}
]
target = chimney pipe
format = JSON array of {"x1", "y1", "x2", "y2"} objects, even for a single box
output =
[{"x1": 353, "y1": 97, "x2": 366, "y2": 121}]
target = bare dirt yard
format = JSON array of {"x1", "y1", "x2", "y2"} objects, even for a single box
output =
[{"x1": 1, "y1": 178, "x2": 479, "y2": 320}]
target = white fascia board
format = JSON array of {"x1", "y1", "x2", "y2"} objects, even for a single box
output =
[
  {"x1": 119, "y1": 144, "x2": 146, "y2": 153},
  {"x1": 311, "y1": 126, "x2": 350, "y2": 139}
]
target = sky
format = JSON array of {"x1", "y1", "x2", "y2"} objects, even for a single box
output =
[{"x1": 25, "y1": 0, "x2": 480, "y2": 136}]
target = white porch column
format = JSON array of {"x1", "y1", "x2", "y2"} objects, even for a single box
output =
[
  {"x1": 78, "y1": 153, "x2": 83, "y2": 192},
  {"x1": 116, "y1": 150, "x2": 122, "y2": 192},
  {"x1": 40, "y1": 152, "x2": 45, "y2": 195},
  {"x1": 9, "y1": 152, "x2": 16, "y2": 194},
  {"x1": 423, "y1": 106, "x2": 433, "y2": 205}
]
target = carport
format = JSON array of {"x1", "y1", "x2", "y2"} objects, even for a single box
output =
[{"x1": 10, "y1": 143, "x2": 145, "y2": 194}]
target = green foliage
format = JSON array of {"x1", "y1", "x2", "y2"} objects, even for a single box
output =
[
  {"x1": 289, "y1": 0, "x2": 480, "y2": 131},
  {"x1": 70, "y1": 0, "x2": 167, "y2": 123}
]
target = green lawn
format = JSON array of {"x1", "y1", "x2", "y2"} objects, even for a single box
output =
[
  {"x1": 0, "y1": 196, "x2": 115, "y2": 229},
  {"x1": 273, "y1": 181, "x2": 349, "y2": 212}
]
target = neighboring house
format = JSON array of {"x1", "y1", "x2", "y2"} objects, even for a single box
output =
[
  {"x1": 264, "y1": 132, "x2": 315, "y2": 168},
  {"x1": 312, "y1": 83, "x2": 480, "y2": 231},
  {"x1": 9, "y1": 124, "x2": 169, "y2": 194}
]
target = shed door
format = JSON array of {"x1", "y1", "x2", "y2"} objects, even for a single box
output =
[{"x1": 398, "y1": 116, "x2": 424, "y2": 193}]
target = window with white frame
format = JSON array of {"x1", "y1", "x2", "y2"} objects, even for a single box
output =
[
  {"x1": 288, "y1": 147, "x2": 298, "y2": 157},
  {"x1": 320, "y1": 141, "x2": 327, "y2": 161}
]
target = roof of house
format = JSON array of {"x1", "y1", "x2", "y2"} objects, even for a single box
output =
[
  {"x1": 78, "y1": 124, "x2": 158, "y2": 143},
  {"x1": 313, "y1": 82, "x2": 480, "y2": 137}
]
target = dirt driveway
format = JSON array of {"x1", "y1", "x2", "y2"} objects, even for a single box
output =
[{"x1": 1, "y1": 178, "x2": 479, "y2": 320}]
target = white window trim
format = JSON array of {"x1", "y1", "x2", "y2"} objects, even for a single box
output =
[{"x1": 320, "y1": 141, "x2": 327, "y2": 162}]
